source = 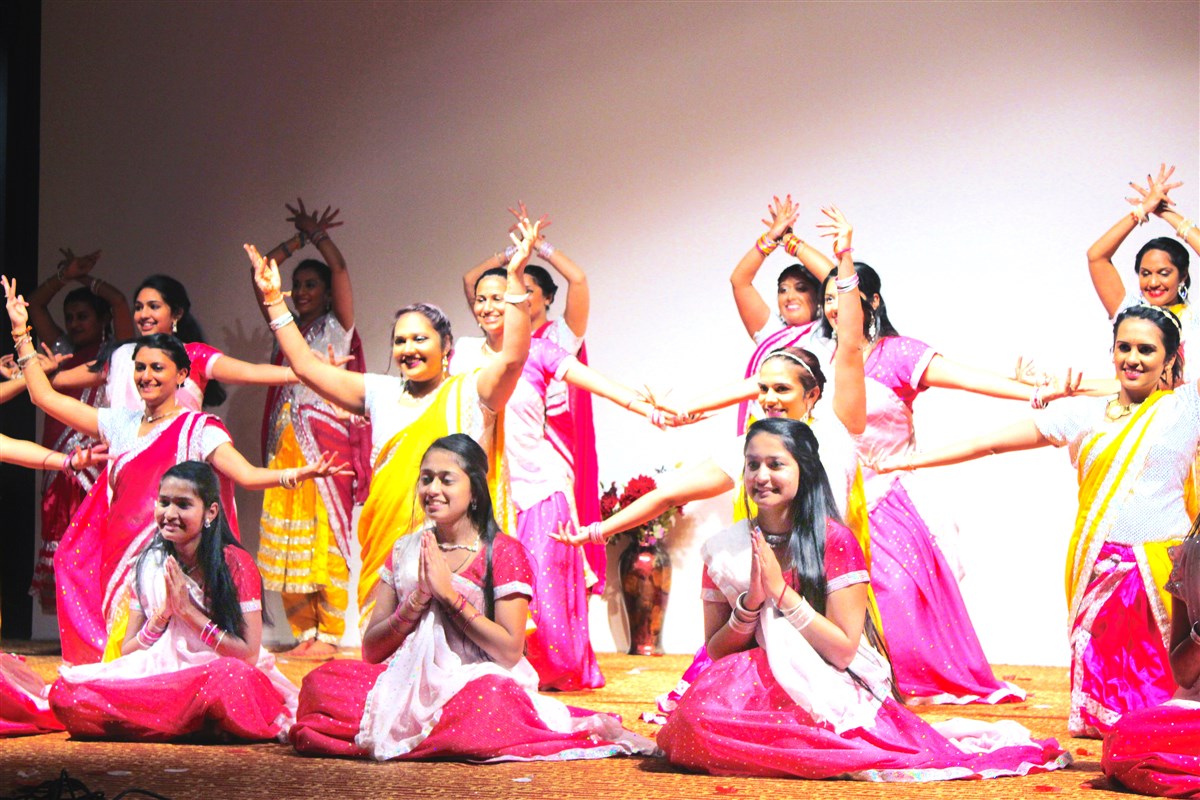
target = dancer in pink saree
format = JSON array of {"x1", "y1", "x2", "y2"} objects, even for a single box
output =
[
  {"x1": 290, "y1": 435, "x2": 657, "y2": 761},
  {"x1": 6, "y1": 274, "x2": 346, "y2": 665},
  {"x1": 659, "y1": 419, "x2": 1069, "y2": 781}
]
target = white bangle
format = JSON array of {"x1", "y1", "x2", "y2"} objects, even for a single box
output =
[
  {"x1": 269, "y1": 312, "x2": 295, "y2": 332},
  {"x1": 735, "y1": 591, "x2": 763, "y2": 619},
  {"x1": 782, "y1": 597, "x2": 817, "y2": 631},
  {"x1": 1191, "y1": 621, "x2": 1200, "y2": 647},
  {"x1": 727, "y1": 613, "x2": 756, "y2": 635},
  {"x1": 504, "y1": 292, "x2": 531, "y2": 304}
]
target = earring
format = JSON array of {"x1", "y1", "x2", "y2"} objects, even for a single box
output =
[
  {"x1": 470, "y1": 500, "x2": 477, "y2": 511},
  {"x1": 204, "y1": 519, "x2": 211, "y2": 530},
  {"x1": 441, "y1": 355, "x2": 449, "y2": 374},
  {"x1": 171, "y1": 320, "x2": 178, "y2": 333},
  {"x1": 1181, "y1": 284, "x2": 1190, "y2": 304}
]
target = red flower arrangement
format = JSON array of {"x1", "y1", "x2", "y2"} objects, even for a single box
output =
[{"x1": 599, "y1": 472, "x2": 681, "y2": 549}]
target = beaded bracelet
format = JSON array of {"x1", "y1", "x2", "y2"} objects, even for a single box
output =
[
  {"x1": 16, "y1": 351, "x2": 36, "y2": 367},
  {"x1": 755, "y1": 233, "x2": 780, "y2": 257}
]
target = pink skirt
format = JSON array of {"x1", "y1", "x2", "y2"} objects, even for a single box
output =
[
  {"x1": 49, "y1": 657, "x2": 290, "y2": 742},
  {"x1": 658, "y1": 647, "x2": 1066, "y2": 781},
  {"x1": 291, "y1": 660, "x2": 627, "y2": 761},
  {"x1": 1071, "y1": 541, "x2": 1175, "y2": 737},
  {"x1": 0, "y1": 658, "x2": 63, "y2": 737},
  {"x1": 1103, "y1": 702, "x2": 1200, "y2": 797},
  {"x1": 868, "y1": 480, "x2": 1020, "y2": 704},
  {"x1": 517, "y1": 492, "x2": 604, "y2": 691}
]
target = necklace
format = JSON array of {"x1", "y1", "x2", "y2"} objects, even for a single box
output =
[
  {"x1": 143, "y1": 407, "x2": 181, "y2": 425},
  {"x1": 437, "y1": 538, "x2": 481, "y2": 553},
  {"x1": 1105, "y1": 397, "x2": 1140, "y2": 422},
  {"x1": 753, "y1": 524, "x2": 790, "y2": 548}
]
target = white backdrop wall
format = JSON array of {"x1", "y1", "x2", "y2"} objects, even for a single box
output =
[{"x1": 34, "y1": 1, "x2": 1199, "y2": 664}]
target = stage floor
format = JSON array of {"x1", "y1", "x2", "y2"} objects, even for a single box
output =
[{"x1": 1, "y1": 646, "x2": 1121, "y2": 799}]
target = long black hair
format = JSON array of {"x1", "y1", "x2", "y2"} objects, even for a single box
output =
[
  {"x1": 743, "y1": 418, "x2": 898, "y2": 695},
  {"x1": 741, "y1": 419, "x2": 840, "y2": 614},
  {"x1": 816, "y1": 263, "x2": 900, "y2": 342},
  {"x1": 1114, "y1": 303, "x2": 1184, "y2": 385},
  {"x1": 419, "y1": 434, "x2": 502, "y2": 619},
  {"x1": 134, "y1": 461, "x2": 266, "y2": 638},
  {"x1": 91, "y1": 275, "x2": 227, "y2": 406}
]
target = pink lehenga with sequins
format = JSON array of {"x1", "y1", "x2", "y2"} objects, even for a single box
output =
[
  {"x1": 0, "y1": 655, "x2": 63, "y2": 737},
  {"x1": 658, "y1": 520, "x2": 1069, "y2": 781},
  {"x1": 289, "y1": 533, "x2": 655, "y2": 761},
  {"x1": 854, "y1": 336, "x2": 1023, "y2": 705},
  {"x1": 48, "y1": 545, "x2": 297, "y2": 741}
]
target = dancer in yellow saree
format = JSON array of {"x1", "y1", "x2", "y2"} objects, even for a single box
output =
[
  {"x1": 880, "y1": 304, "x2": 1197, "y2": 738},
  {"x1": 246, "y1": 216, "x2": 540, "y2": 626}
]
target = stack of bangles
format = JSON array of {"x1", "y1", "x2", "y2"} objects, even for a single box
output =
[
  {"x1": 778, "y1": 594, "x2": 817, "y2": 631},
  {"x1": 755, "y1": 232, "x2": 781, "y2": 257},
  {"x1": 649, "y1": 408, "x2": 666, "y2": 428},
  {"x1": 136, "y1": 616, "x2": 169, "y2": 649},
  {"x1": 451, "y1": 593, "x2": 481, "y2": 628},
  {"x1": 782, "y1": 232, "x2": 806, "y2": 258},
  {"x1": 278, "y1": 468, "x2": 300, "y2": 490},
  {"x1": 200, "y1": 620, "x2": 227, "y2": 652},
  {"x1": 309, "y1": 229, "x2": 330, "y2": 246},
  {"x1": 835, "y1": 273, "x2": 860, "y2": 294},
  {"x1": 389, "y1": 593, "x2": 424, "y2": 631},
  {"x1": 580, "y1": 522, "x2": 605, "y2": 545},
  {"x1": 728, "y1": 592, "x2": 761, "y2": 634},
  {"x1": 1130, "y1": 203, "x2": 1148, "y2": 225},
  {"x1": 268, "y1": 311, "x2": 295, "y2": 332},
  {"x1": 1178, "y1": 219, "x2": 1196, "y2": 240},
  {"x1": 1030, "y1": 383, "x2": 1048, "y2": 410}
]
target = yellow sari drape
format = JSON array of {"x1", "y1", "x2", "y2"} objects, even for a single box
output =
[
  {"x1": 1064, "y1": 390, "x2": 1179, "y2": 643},
  {"x1": 356, "y1": 374, "x2": 509, "y2": 624}
]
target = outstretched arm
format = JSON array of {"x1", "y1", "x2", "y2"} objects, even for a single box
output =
[
  {"x1": 245, "y1": 244, "x2": 367, "y2": 414},
  {"x1": 209, "y1": 355, "x2": 297, "y2": 387},
  {"x1": 877, "y1": 418, "x2": 1049, "y2": 472},
  {"x1": 206, "y1": 441, "x2": 347, "y2": 491},
  {"x1": 561, "y1": 361, "x2": 668, "y2": 423},
  {"x1": 0, "y1": 434, "x2": 108, "y2": 472},
  {"x1": 922, "y1": 355, "x2": 1080, "y2": 402}
]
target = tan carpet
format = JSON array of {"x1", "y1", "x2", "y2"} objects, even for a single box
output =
[{"x1": 0, "y1": 647, "x2": 1125, "y2": 799}]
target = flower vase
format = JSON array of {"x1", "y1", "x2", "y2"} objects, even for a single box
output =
[{"x1": 618, "y1": 534, "x2": 672, "y2": 656}]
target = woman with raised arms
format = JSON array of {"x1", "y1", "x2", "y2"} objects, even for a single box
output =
[
  {"x1": 4, "y1": 276, "x2": 344, "y2": 665},
  {"x1": 245, "y1": 216, "x2": 540, "y2": 627}
]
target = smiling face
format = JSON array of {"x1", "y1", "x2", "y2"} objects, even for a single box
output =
[
  {"x1": 392, "y1": 311, "x2": 445, "y2": 383},
  {"x1": 418, "y1": 447, "x2": 473, "y2": 527},
  {"x1": 63, "y1": 299, "x2": 107, "y2": 348},
  {"x1": 291, "y1": 265, "x2": 330, "y2": 323},
  {"x1": 777, "y1": 276, "x2": 817, "y2": 327},
  {"x1": 133, "y1": 288, "x2": 181, "y2": 336},
  {"x1": 1112, "y1": 317, "x2": 1175, "y2": 399},
  {"x1": 155, "y1": 476, "x2": 217, "y2": 550},
  {"x1": 473, "y1": 275, "x2": 508, "y2": 337},
  {"x1": 522, "y1": 274, "x2": 551, "y2": 327},
  {"x1": 1137, "y1": 249, "x2": 1184, "y2": 306},
  {"x1": 757, "y1": 358, "x2": 819, "y2": 419},
  {"x1": 743, "y1": 431, "x2": 800, "y2": 514},
  {"x1": 133, "y1": 347, "x2": 186, "y2": 406}
]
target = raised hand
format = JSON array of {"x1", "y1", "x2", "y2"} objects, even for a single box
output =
[
  {"x1": 816, "y1": 205, "x2": 853, "y2": 257},
  {"x1": 57, "y1": 248, "x2": 101, "y2": 282},
  {"x1": 1128, "y1": 164, "x2": 1182, "y2": 215},
  {"x1": 162, "y1": 556, "x2": 194, "y2": 620},
  {"x1": 507, "y1": 201, "x2": 552, "y2": 243},
  {"x1": 1013, "y1": 355, "x2": 1046, "y2": 387},
  {"x1": 506, "y1": 216, "x2": 541, "y2": 280},
  {"x1": 1038, "y1": 368, "x2": 1084, "y2": 403},
  {"x1": 2, "y1": 275, "x2": 30, "y2": 332},
  {"x1": 244, "y1": 244, "x2": 287, "y2": 303},
  {"x1": 35, "y1": 343, "x2": 69, "y2": 375},
  {"x1": 314, "y1": 343, "x2": 355, "y2": 369},
  {"x1": 746, "y1": 530, "x2": 766, "y2": 611},
  {"x1": 761, "y1": 195, "x2": 799, "y2": 241}
]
